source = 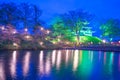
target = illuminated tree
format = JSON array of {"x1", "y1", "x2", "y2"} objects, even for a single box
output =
[
  {"x1": 61, "y1": 10, "x2": 93, "y2": 44},
  {"x1": 100, "y1": 19, "x2": 120, "y2": 41}
]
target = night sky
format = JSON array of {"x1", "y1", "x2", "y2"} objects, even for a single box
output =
[{"x1": 0, "y1": 0, "x2": 120, "y2": 21}]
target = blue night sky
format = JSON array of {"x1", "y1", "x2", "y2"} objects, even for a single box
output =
[{"x1": 0, "y1": 0, "x2": 120, "y2": 21}]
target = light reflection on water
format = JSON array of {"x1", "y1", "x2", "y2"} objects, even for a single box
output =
[
  {"x1": 10, "y1": 51, "x2": 17, "y2": 77},
  {"x1": 0, "y1": 58, "x2": 5, "y2": 80},
  {"x1": 23, "y1": 51, "x2": 31, "y2": 76},
  {"x1": 0, "y1": 50, "x2": 120, "y2": 80},
  {"x1": 73, "y1": 50, "x2": 79, "y2": 71},
  {"x1": 39, "y1": 51, "x2": 44, "y2": 74}
]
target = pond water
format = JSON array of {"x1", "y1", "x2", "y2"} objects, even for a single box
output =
[{"x1": 0, "y1": 50, "x2": 120, "y2": 80}]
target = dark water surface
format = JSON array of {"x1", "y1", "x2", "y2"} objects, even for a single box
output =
[{"x1": 0, "y1": 50, "x2": 120, "y2": 80}]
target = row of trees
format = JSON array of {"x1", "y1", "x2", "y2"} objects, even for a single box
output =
[
  {"x1": 0, "y1": 3, "x2": 120, "y2": 49},
  {"x1": 50, "y1": 11, "x2": 120, "y2": 43},
  {"x1": 0, "y1": 3, "x2": 43, "y2": 31}
]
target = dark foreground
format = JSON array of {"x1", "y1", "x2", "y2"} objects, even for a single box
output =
[{"x1": 0, "y1": 50, "x2": 120, "y2": 80}]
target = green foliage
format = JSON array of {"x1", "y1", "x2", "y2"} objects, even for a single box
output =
[
  {"x1": 100, "y1": 19, "x2": 120, "y2": 38},
  {"x1": 80, "y1": 36, "x2": 102, "y2": 44}
]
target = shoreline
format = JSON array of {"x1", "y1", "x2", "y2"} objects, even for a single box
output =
[{"x1": 0, "y1": 45, "x2": 120, "y2": 52}]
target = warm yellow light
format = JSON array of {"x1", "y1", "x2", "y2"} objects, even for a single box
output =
[
  {"x1": 53, "y1": 42, "x2": 56, "y2": 44},
  {"x1": 45, "y1": 38, "x2": 48, "y2": 40},
  {"x1": 66, "y1": 42, "x2": 69, "y2": 44},
  {"x1": 58, "y1": 39, "x2": 60, "y2": 42},
  {"x1": 13, "y1": 43, "x2": 18, "y2": 46},
  {"x1": 26, "y1": 35, "x2": 30, "y2": 39}
]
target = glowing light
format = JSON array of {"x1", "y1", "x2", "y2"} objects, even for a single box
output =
[
  {"x1": 10, "y1": 51, "x2": 17, "y2": 77},
  {"x1": 39, "y1": 42, "x2": 43, "y2": 45},
  {"x1": 73, "y1": 50, "x2": 79, "y2": 71},
  {"x1": 53, "y1": 42, "x2": 56, "y2": 44},
  {"x1": 0, "y1": 61, "x2": 5, "y2": 80},
  {"x1": 52, "y1": 50, "x2": 56, "y2": 66},
  {"x1": 66, "y1": 42, "x2": 69, "y2": 44},
  {"x1": 39, "y1": 51, "x2": 44, "y2": 74},
  {"x1": 58, "y1": 38, "x2": 61, "y2": 42},
  {"x1": 45, "y1": 38, "x2": 48, "y2": 40},
  {"x1": 119, "y1": 41, "x2": 120, "y2": 44},
  {"x1": 24, "y1": 28, "x2": 28, "y2": 32},
  {"x1": 13, "y1": 43, "x2": 18, "y2": 47},
  {"x1": 13, "y1": 30, "x2": 17, "y2": 34},
  {"x1": 46, "y1": 30, "x2": 50, "y2": 34},
  {"x1": 65, "y1": 50, "x2": 69, "y2": 66},
  {"x1": 23, "y1": 52, "x2": 31, "y2": 76},
  {"x1": 40, "y1": 27, "x2": 44, "y2": 30},
  {"x1": 45, "y1": 57, "x2": 51, "y2": 74},
  {"x1": 56, "y1": 51, "x2": 61, "y2": 70},
  {"x1": 25, "y1": 35, "x2": 31, "y2": 39},
  {"x1": 102, "y1": 40, "x2": 106, "y2": 43},
  {"x1": 91, "y1": 42, "x2": 93, "y2": 44},
  {"x1": 1, "y1": 26, "x2": 5, "y2": 30},
  {"x1": 108, "y1": 52, "x2": 114, "y2": 74}
]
